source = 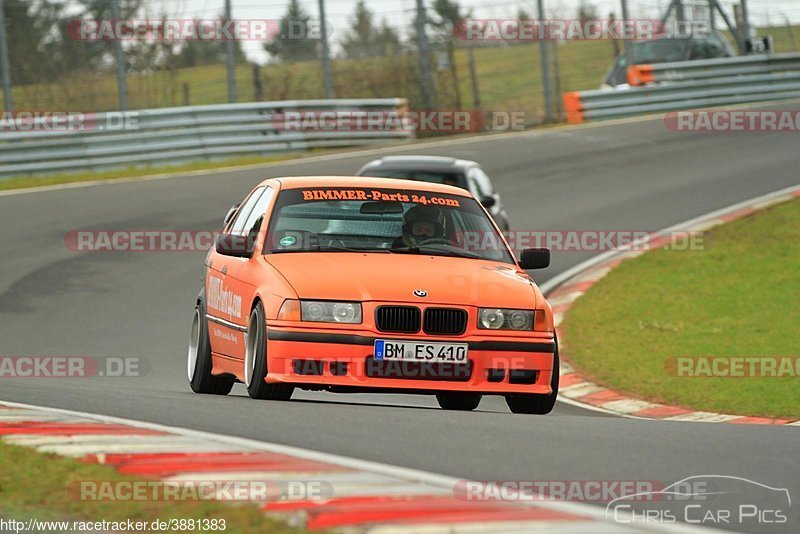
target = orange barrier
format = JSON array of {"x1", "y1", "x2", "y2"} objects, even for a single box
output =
[
  {"x1": 627, "y1": 64, "x2": 655, "y2": 86},
  {"x1": 562, "y1": 92, "x2": 584, "y2": 124}
]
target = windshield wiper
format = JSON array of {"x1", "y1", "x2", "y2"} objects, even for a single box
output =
[
  {"x1": 271, "y1": 245, "x2": 389, "y2": 254},
  {"x1": 317, "y1": 245, "x2": 390, "y2": 253}
]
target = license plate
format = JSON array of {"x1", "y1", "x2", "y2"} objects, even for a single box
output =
[{"x1": 374, "y1": 339, "x2": 468, "y2": 364}]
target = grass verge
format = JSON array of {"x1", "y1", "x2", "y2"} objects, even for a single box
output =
[
  {"x1": 6, "y1": 25, "x2": 799, "y2": 114},
  {"x1": 561, "y1": 198, "x2": 800, "y2": 419},
  {"x1": 0, "y1": 440, "x2": 303, "y2": 532}
]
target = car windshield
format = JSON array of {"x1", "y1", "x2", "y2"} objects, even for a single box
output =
[
  {"x1": 630, "y1": 38, "x2": 689, "y2": 64},
  {"x1": 266, "y1": 186, "x2": 514, "y2": 264},
  {"x1": 362, "y1": 170, "x2": 467, "y2": 190}
]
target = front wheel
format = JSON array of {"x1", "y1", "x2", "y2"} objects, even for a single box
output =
[
  {"x1": 504, "y1": 342, "x2": 560, "y2": 415},
  {"x1": 436, "y1": 392, "x2": 482, "y2": 411},
  {"x1": 188, "y1": 302, "x2": 234, "y2": 395},
  {"x1": 245, "y1": 302, "x2": 294, "y2": 401}
]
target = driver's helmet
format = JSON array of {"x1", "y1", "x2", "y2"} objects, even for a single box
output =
[{"x1": 401, "y1": 204, "x2": 446, "y2": 245}]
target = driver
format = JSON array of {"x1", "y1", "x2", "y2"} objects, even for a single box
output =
[{"x1": 392, "y1": 204, "x2": 447, "y2": 248}]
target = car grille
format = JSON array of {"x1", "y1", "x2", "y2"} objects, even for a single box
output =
[
  {"x1": 375, "y1": 306, "x2": 421, "y2": 333},
  {"x1": 423, "y1": 308, "x2": 467, "y2": 335}
]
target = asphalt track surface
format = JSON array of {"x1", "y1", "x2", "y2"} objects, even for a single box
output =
[{"x1": 1, "y1": 110, "x2": 798, "y2": 532}]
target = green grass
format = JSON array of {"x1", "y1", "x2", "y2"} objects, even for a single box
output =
[
  {"x1": 0, "y1": 440, "x2": 303, "y2": 532},
  {"x1": 5, "y1": 42, "x2": 604, "y2": 115},
  {"x1": 7, "y1": 24, "x2": 799, "y2": 114},
  {"x1": 561, "y1": 198, "x2": 800, "y2": 419}
]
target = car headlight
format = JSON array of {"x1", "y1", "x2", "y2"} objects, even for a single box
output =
[
  {"x1": 300, "y1": 300, "x2": 362, "y2": 324},
  {"x1": 478, "y1": 308, "x2": 534, "y2": 330}
]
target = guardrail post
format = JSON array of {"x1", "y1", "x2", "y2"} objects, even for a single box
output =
[
  {"x1": 708, "y1": 0, "x2": 716, "y2": 31},
  {"x1": 467, "y1": 45, "x2": 481, "y2": 110},
  {"x1": 110, "y1": 0, "x2": 128, "y2": 111},
  {"x1": 415, "y1": 0, "x2": 437, "y2": 109},
  {"x1": 0, "y1": 0, "x2": 12, "y2": 112},
  {"x1": 318, "y1": 0, "x2": 334, "y2": 99},
  {"x1": 708, "y1": 0, "x2": 745, "y2": 53},
  {"x1": 225, "y1": 0, "x2": 238, "y2": 103},
  {"x1": 537, "y1": 0, "x2": 554, "y2": 123},
  {"x1": 740, "y1": 0, "x2": 751, "y2": 43}
]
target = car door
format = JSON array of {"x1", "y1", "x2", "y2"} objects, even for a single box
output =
[
  {"x1": 218, "y1": 185, "x2": 276, "y2": 361},
  {"x1": 206, "y1": 186, "x2": 265, "y2": 358}
]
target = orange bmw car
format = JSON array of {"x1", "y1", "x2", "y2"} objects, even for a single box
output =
[{"x1": 188, "y1": 176, "x2": 558, "y2": 414}]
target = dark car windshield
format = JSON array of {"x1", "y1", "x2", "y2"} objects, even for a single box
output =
[
  {"x1": 631, "y1": 38, "x2": 689, "y2": 64},
  {"x1": 266, "y1": 186, "x2": 514, "y2": 264},
  {"x1": 360, "y1": 169, "x2": 467, "y2": 190}
]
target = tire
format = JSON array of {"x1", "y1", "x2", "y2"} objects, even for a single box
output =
[
  {"x1": 188, "y1": 299, "x2": 234, "y2": 395},
  {"x1": 504, "y1": 341, "x2": 560, "y2": 415},
  {"x1": 436, "y1": 392, "x2": 482, "y2": 411},
  {"x1": 245, "y1": 301, "x2": 294, "y2": 401}
]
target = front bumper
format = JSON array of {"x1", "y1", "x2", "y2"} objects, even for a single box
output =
[{"x1": 264, "y1": 326, "x2": 556, "y2": 394}]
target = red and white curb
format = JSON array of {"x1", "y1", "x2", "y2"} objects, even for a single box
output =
[
  {"x1": 0, "y1": 400, "x2": 719, "y2": 533},
  {"x1": 542, "y1": 184, "x2": 800, "y2": 426}
]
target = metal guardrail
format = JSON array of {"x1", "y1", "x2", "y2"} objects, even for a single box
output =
[
  {"x1": 626, "y1": 53, "x2": 800, "y2": 85},
  {"x1": 0, "y1": 99, "x2": 412, "y2": 179},
  {"x1": 563, "y1": 53, "x2": 800, "y2": 123}
]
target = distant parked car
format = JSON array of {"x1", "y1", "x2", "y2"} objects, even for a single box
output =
[
  {"x1": 601, "y1": 32, "x2": 737, "y2": 89},
  {"x1": 356, "y1": 156, "x2": 510, "y2": 231}
]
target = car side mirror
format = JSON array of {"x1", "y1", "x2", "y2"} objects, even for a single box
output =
[
  {"x1": 215, "y1": 233, "x2": 252, "y2": 258},
  {"x1": 223, "y1": 203, "x2": 240, "y2": 227},
  {"x1": 519, "y1": 248, "x2": 550, "y2": 269},
  {"x1": 480, "y1": 195, "x2": 496, "y2": 209}
]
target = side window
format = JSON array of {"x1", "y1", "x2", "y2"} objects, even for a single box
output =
[
  {"x1": 689, "y1": 40, "x2": 711, "y2": 60},
  {"x1": 466, "y1": 176, "x2": 482, "y2": 199},
  {"x1": 242, "y1": 186, "x2": 275, "y2": 249},
  {"x1": 229, "y1": 187, "x2": 265, "y2": 235},
  {"x1": 705, "y1": 38, "x2": 726, "y2": 58},
  {"x1": 469, "y1": 167, "x2": 494, "y2": 195}
]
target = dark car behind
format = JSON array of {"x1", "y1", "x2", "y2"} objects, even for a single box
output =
[
  {"x1": 356, "y1": 156, "x2": 510, "y2": 231},
  {"x1": 602, "y1": 32, "x2": 737, "y2": 88}
]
